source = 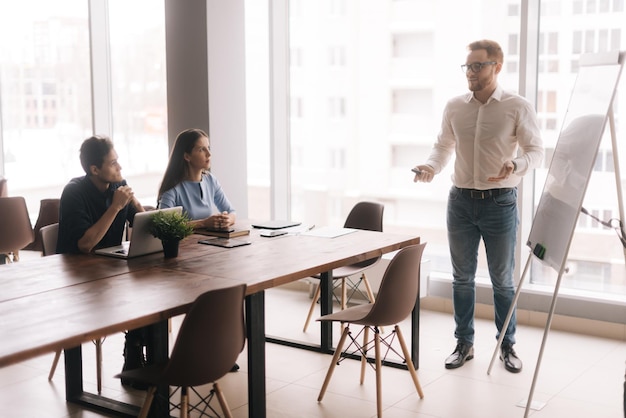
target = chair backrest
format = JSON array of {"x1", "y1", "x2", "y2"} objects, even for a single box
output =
[
  {"x1": 356, "y1": 242, "x2": 426, "y2": 327},
  {"x1": 343, "y1": 201, "x2": 384, "y2": 232},
  {"x1": 40, "y1": 223, "x2": 59, "y2": 256},
  {"x1": 0, "y1": 178, "x2": 7, "y2": 197},
  {"x1": 24, "y1": 198, "x2": 60, "y2": 252},
  {"x1": 343, "y1": 201, "x2": 385, "y2": 269},
  {"x1": 0, "y1": 196, "x2": 34, "y2": 254},
  {"x1": 163, "y1": 283, "x2": 247, "y2": 387}
]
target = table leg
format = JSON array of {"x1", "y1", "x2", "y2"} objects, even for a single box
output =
[
  {"x1": 266, "y1": 268, "x2": 421, "y2": 373},
  {"x1": 146, "y1": 321, "x2": 169, "y2": 417},
  {"x1": 246, "y1": 291, "x2": 266, "y2": 418},
  {"x1": 65, "y1": 344, "x2": 137, "y2": 417},
  {"x1": 64, "y1": 322, "x2": 170, "y2": 418},
  {"x1": 266, "y1": 270, "x2": 335, "y2": 354},
  {"x1": 319, "y1": 270, "x2": 334, "y2": 353},
  {"x1": 411, "y1": 295, "x2": 420, "y2": 370},
  {"x1": 65, "y1": 345, "x2": 83, "y2": 399}
]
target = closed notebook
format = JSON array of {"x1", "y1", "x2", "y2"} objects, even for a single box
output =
[
  {"x1": 251, "y1": 220, "x2": 301, "y2": 230},
  {"x1": 198, "y1": 237, "x2": 251, "y2": 248},
  {"x1": 196, "y1": 226, "x2": 250, "y2": 239}
]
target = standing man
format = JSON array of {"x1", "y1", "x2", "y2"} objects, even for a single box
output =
[
  {"x1": 413, "y1": 40, "x2": 544, "y2": 373},
  {"x1": 57, "y1": 135, "x2": 148, "y2": 388}
]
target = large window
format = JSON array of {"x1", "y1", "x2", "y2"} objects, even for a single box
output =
[
  {"x1": 283, "y1": 0, "x2": 626, "y2": 301},
  {"x1": 287, "y1": 0, "x2": 522, "y2": 277},
  {"x1": 244, "y1": 0, "x2": 272, "y2": 221},
  {"x1": 108, "y1": 0, "x2": 168, "y2": 207},
  {"x1": 1, "y1": 1, "x2": 625, "y2": 304},
  {"x1": 0, "y1": 0, "x2": 168, "y2": 217},
  {"x1": 0, "y1": 1, "x2": 91, "y2": 216}
]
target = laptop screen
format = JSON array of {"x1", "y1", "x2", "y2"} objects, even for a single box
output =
[{"x1": 95, "y1": 207, "x2": 183, "y2": 258}]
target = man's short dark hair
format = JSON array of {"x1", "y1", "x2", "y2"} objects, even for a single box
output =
[{"x1": 79, "y1": 135, "x2": 114, "y2": 174}]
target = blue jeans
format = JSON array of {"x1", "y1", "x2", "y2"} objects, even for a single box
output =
[{"x1": 447, "y1": 186, "x2": 518, "y2": 346}]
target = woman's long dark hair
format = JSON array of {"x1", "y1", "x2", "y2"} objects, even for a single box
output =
[{"x1": 157, "y1": 128, "x2": 208, "y2": 201}]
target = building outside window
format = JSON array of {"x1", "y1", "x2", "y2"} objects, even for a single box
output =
[
  {"x1": 0, "y1": 0, "x2": 167, "y2": 215},
  {"x1": 0, "y1": 0, "x2": 624, "y2": 303},
  {"x1": 284, "y1": 0, "x2": 626, "y2": 299},
  {"x1": 108, "y1": 0, "x2": 168, "y2": 207},
  {"x1": 0, "y1": 1, "x2": 91, "y2": 216}
]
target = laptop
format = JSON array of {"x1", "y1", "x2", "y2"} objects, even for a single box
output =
[
  {"x1": 95, "y1": 207, "x2": 183, "y2": 259},
  {"x1": 251, "y1": 220, "x2": 302, "y2": 230}
]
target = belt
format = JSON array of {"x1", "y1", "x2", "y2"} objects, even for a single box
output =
[{"x1": 456, "y1": 187, "x2": 514, "y2": 199}]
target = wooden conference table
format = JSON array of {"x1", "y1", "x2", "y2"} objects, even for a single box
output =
[{"x1": 0, "y1": 226, "x2": 420, "y2": 417}]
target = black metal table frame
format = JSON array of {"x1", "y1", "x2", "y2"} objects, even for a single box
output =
[{"x1": 64, "y1": 270, "x2": 420, "y2": 418}]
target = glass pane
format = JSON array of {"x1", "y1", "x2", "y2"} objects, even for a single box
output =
[
  {"x1": 108, "y1": 0, "x2": 168, "y2": 207},
  {"x1": 245, "y1": 0, "x2": 271, "y2": 221},
  {"x1": 0, "y1": 1, "x2": 91, "y2": 216},
  {"x1": 533, "y1": 0, "x2": 626, "y2": 295},
  {"x1": 288, "y1": 0, "x2": 520, "y2": 277}
]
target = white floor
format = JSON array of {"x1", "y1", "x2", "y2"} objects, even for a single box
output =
[{"x1": 1, "y1": 282, "x2": 625, "y2": 418}]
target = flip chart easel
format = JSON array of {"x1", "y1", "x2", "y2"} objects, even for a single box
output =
[{"x1": 486, "y1": 50, "x2": 625, "y2": 418}]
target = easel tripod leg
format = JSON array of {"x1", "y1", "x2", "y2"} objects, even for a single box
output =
[{"x1": 522, "y1": 264, "x2": 567, "y2": 417}]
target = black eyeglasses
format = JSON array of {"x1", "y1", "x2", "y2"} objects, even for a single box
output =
[{"x1": 461, "y1": 61, "x2": 497, "y2": 73}]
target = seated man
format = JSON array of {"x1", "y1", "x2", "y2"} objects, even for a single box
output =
[
  {"x1": 57, "y1": 135, "x2": 144, "y2": 254},
  {"x1": 57, "y1": 135, "x2": 148, "y2": 388}
]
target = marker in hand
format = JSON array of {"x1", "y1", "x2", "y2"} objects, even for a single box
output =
[{"x1": 412, "y1": 166, "x2": 434, "y2": 183}]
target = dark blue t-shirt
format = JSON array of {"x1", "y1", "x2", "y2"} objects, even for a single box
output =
[{"x1": 56, "y1": 176, "x2": 138, "y2": 254}]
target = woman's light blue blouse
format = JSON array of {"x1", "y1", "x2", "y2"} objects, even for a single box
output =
[{"x1": 158, "y1": 173, "x2": 235, "y2": 220}]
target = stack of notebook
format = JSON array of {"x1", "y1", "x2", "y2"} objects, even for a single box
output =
[{"x1": 196, "y1": 226, "x2": 251, "y2": 239}]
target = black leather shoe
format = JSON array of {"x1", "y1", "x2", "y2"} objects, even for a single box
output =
[
  {"x1": 445, "y1": 342, "x2": 474, "y2": 369},
  {"x1": 500, "y1": 344, "x2": 522, "y2": 373}
]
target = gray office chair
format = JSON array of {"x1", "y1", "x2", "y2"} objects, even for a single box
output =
[
  {"x1": 116, "y1": 284, "x2": 247, "y2": 418},
  {"x1": 317, "y1": 243, "x2": 426, "y2": 418},
  {"x1": 0, "y1": 196, "x2": 34, "y2": 263},
  {"x1": 42, "y1": 223, "x2": 105, "y2": 393},
  {"x1": 40, "y1": 222, "x2": 59, "y2": 257},
  {"x1": 303, "y1": 201, "x2": 384, "y2": 332}
]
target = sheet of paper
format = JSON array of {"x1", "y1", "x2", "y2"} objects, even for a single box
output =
[{"x1": 301, "y1": 226, "x2": 357, "y2": 238}]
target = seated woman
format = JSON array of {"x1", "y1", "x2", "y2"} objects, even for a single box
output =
[
  {"x1": 157, "y1": 128, "x2": 236, "y2": 230},
  {"x1": 157, "y1": 128, "x2": 240, "y2": 372}
]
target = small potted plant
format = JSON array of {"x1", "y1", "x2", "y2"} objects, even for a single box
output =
[{"x1": 147, "y1": 210, "x2": 194, "y2": 258}]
